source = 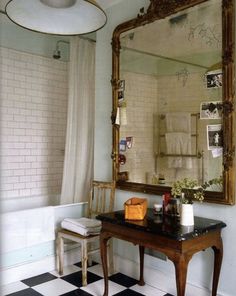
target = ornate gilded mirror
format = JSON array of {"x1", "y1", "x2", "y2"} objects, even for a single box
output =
[{"x1": 112, "y1": 0, "x2": 235, "y2": 205}]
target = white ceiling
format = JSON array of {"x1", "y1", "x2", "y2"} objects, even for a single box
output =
[{"x1": 0, "y1": 0, "x2": 123, "y2": 12}]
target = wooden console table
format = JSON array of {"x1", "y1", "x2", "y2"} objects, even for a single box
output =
[{"x1": 97, "y1": 209, "x2": 226, "y2": 296}]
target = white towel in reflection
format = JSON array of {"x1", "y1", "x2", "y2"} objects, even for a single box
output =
[
  {"x1": 165, "y1": 132, "x2": 192, "y2": 169},
  {"x1": 61, "y1": 217, "x2": 101, "y2": 236},
  {"x1": 166, "y1": 112, "x2": 191, "y2": 133},
  {"x1": 115, "y1": 107, "x2": 120, "y2": 125}
]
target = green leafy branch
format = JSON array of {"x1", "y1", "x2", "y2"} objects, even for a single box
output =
[{"x1": 171, "y1": 177, "x2": 222, "y2": 204}]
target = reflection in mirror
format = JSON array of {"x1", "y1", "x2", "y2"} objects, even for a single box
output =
[
  {"x1": 119, "y1": 0, "x2": 222, "y2": 189},
  {"x1": 112, "y1": 0, "x2": 235, "y2": 204}
]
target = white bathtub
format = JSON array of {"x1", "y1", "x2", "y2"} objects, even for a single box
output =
[
  {"x1": 1, "y1": 194, "x2": 60, "y2": 213},
  {"x1": 1, "y1": 195, "x2": 87, "y2": 284}
]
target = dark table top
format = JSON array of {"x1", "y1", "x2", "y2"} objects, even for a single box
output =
[{"x1": 97, "y1": 209, "x2": 226, "y2": 241}]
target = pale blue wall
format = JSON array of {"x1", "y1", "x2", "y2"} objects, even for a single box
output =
[
  {"x1": 0, "y1": 12, "x2": 96, "y2": 60},
  {"x1": 0, "y1": 13, "x2": 70, "y2": 61},
  {"x1": 1, "y1": 2, "x2": 236, "y2": 294},
  {"x1": 94, "y1": 0, "x2": 149, "y2": 180},
  {"x1": 94, "y1": 1, "x2": 236, "y2": 296}
]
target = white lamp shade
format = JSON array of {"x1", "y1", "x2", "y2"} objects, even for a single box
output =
[{"x1": 5, "y1": 0, "x2": 107, "y2": 35}]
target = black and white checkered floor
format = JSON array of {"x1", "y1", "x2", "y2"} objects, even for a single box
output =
[{"x1": 2, "y1": 262, "x2": 174, "y2": 296}]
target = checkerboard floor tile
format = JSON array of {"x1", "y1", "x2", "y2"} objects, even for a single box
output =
[{"x1": 2, "y1": 262, "x2": 174, "y2": 296}]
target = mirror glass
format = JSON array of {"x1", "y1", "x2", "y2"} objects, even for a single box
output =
[{"x1": 112, "y1": 0, "x2": 235, "y2": 204}]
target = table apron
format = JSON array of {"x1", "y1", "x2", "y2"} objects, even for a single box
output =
[{"x1": 100, "y1": 221, "x2": 223, "y2": 259}]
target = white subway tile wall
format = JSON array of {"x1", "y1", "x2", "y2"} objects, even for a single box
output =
[
  {"x1": 156, "y1": 72, "x2": 222, "y2": 183},
  {"x1": 0, "y1": 47, "x2": 68, "y2": 200},
  {"x1": 120, "y1": 72, "x2": 158, "y2": 183},
  {"x1": 120, "y1": 70, "x2": 222, "y2": 185}
]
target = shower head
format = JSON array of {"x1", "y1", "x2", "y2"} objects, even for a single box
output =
[
  {"x1": 53, "y1": 48, "x2": 61, "y2": 59},
  {"x1": 129, "y1": 33, "x2": 135, "y2": 40},
  {"x1": 52, "y1": 40, "x2": 69, "y2": 60}
]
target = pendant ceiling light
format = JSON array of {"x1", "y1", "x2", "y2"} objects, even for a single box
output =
[{"x1": 5, "y1": 0, "x2": 107, "y2": 35}]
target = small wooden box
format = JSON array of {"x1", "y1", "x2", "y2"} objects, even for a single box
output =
[{"x1": 124, "y1": 197, "x2": 147, "y2": 220}]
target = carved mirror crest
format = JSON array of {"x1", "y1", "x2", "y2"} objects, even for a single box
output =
[{"x1": 112, "y1": 0, "x2": 235, "y2": 205}]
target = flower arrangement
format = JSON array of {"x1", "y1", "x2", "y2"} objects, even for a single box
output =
[{"x1": 171, "y1": 177, "x2": 223, "y2": 204}]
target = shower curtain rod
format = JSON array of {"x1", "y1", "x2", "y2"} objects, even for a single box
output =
[
  {"x1": 122, "y1": 46, "x2": 209, "y2": 70},
  {"x1": 80, "y1": 36, "x2": 96, "y2": 43}
]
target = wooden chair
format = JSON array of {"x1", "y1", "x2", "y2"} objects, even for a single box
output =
[{"x1": 56, "y1": 180, "x2": 115, "y2": 286}]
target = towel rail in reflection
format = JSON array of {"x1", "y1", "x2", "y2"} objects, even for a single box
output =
[
  {"x1": 158, "y1": 112, "x2": 200, "y2": 158},
  {"x1": 155, "y1": 113, "x2": 205, "y2": 184}
]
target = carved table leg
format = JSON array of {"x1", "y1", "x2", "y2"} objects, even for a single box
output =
[
  {"x1": 138, "y1": 245, "x2": 145, "y2": 286},
  {"x1": 100, "y1": 231, "x2": 110, "y2": 296},
  {"x1": 211, "y1": 237, "x2": 223, "y2": 296},
  {"x1": 173, "y1": 254, "x2": 192, "y2": 296}
]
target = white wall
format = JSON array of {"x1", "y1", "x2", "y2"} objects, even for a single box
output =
[
  {"x1": 0, "y1": 1, "x2": 235, "y2": 294},
  {"x1": 94, "y1": 1, "x2": 236, "y2": 295},
  {"x1": 0, "y1": 13, "x2": 70, "y2": 61},
  {"x1": 94, "y1": 0, "x2": 149, "y2": 181},
  {"x1": 0, "y1": 46, "x2": 68, "y2": 201},
  {"x1": 120, "y1": 71, "x2": 158, "y2": 183}
]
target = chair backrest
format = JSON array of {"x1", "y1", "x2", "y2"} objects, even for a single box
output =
[{"x1": 87, "y1": 180, "x2": 115, "y2": 218}]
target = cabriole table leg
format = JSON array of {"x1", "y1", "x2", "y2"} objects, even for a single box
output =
[
  {"x1": 100, "y1": 231, "x2": 110, "y2": 296},
  {"x1": 212, "y1": 238, "x2": 223, "y2": 296}
]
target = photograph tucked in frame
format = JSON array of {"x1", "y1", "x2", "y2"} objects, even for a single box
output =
[
  {"x1": 118, "y1": 79, "x2": 125, "y2": 91},
  {"x1": 118, "y1": 80, "x2": 125, "y2": 106},
  {"x1": 118, "y1": 90, "x2": 124, "y2": 105},
  {"x1": 119, "y1": 139, "x2": 126, "y2": 151},
  {"x1": 206, "y1": 70, "x2": 222, "y2": 88},
  {"x1": 200, "y1": 101, "x2": 222, "y2": 119},
  {"x1": 126, "y1": 136, "x2": 133, "y2": 149},
  {"x1": 207, "y1": 124, "x2": 223, "y2": 150}
]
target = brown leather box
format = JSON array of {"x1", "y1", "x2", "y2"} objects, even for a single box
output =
[{"x1": 124, "y1": 197, "x2": 147, "y2": 220}]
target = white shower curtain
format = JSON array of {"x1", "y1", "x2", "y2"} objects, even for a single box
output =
[{"x1": 60, "y1": 37, "x2": 95, "y2": 204}]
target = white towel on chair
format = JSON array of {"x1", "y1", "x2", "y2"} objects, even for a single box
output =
[
  {"x1": 166, "y1": 112, "x2": 191, "y2": 133},
  {"x1": 61, "y1": 217, "x2": 101, "y2": 236}
]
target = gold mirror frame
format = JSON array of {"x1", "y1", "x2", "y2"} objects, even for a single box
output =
[{"x1": 111, "y1": 0, "x2": 235, "y2": 205}]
